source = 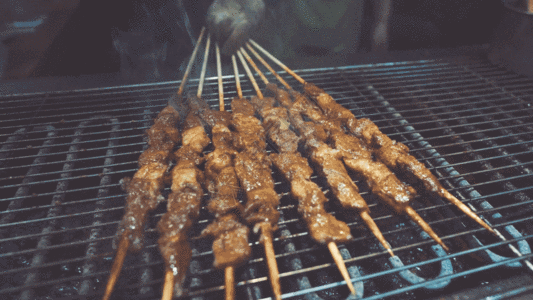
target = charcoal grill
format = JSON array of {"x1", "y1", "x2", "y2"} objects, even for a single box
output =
[{"x1": 2, "y1": 55, "x2": 533, "y2": 300}]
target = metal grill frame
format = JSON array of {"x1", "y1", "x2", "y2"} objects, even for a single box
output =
[{"x1": 1, "y1": 56, "x2": 533, "y2": 299}]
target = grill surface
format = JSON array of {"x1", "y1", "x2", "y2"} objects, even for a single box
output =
[{"x1": 1, "y1": 57, "x2": 533, "y2": 299}]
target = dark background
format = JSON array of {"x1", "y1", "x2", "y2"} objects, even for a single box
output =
[{"x1": 32, "y1": 0, "x2": 505, "y2": 78}]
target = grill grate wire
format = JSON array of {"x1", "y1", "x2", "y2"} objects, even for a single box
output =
[{"x1": 1, "y1": 57, "x2": 533, "y2": 299}]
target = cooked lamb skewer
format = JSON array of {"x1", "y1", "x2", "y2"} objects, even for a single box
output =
[
  {"x1": 237, "y1": 49, "x2": 382, "y2": 295},
  {"x1": 102, "y1": 28, "x2": 206, "y2": 300},
  {"x1": 284, "y1": 87, "x2": 449, "y2": 250},
  {"x1": 197, "y1": 44, "x2": 252, "y2": 300},
  {"x1": 229, "y1": 52, "x2": 282, "y2": 300},
  {"x1": 103, "y1": 104, "x2": 181, "y2": 300},
  {"x1": 242, "y1": 90, "x2": 358, "y2": 294},
  {"x1": 247, "y1": 39, "x2": 494, "y2": 235},
  {"x1": 303, "y1": 83, "x2": 495, "y2": 235},
  {"x1": 158, "y1": 111, "x2": 210, "y2": 300}
]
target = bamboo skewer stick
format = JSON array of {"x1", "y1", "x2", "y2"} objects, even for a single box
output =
[
  {"x1": 245, "y1": 43, "x2": 291, "y2": 90},
  {"x1": 239, "y1": 49, "x2": 360, "y2": 294},
  {"x1": 405, "y1": 206, "x2": 449, "y2": 251},
  {"x1": 234, "y1": 52, "x2": 281, "y2": 300},
  {"x1": 225, "y1": 266, "x2": 235, "y2": 300},
  {"x1": 239, "y1": 47, "x2": 269, "y2": 84},
  {"x1": 359, "y1": 210, "x2": 394, "y2": 257},
  {"x1": 197, "y1": 34, "x2": 211, "y2": 98},
  {"x1": 102, "y1": 238, "x2": 129, "y2": 300},
  {"x1": 161, "y1": 270, "x2": 174, "y2": 300},
  {"x1": 236, "y1": 51, "x2": 263, "y2": 99},
  {"x1": 260, "y1": 223, "x2": 282, "y2": 300},
  {"x1": 328, "y1": 241, "x2": 356, "y2": 295},
  {"x1": 248, "y1": 39, "x2": 305, "y2": 85},
  {"x1": 232, "y1": 55, "x2": 243, "y2": 99},
  {"x1": 216, "y1": 43, "x2": 224, "y2": 111},
  {"x1": 177, "y1": 27, "x2": 206, "y2": 96}
]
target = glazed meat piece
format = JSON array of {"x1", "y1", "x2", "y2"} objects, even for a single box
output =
[
  {"x1": 230, "y1": 98, "x2": 267, "y2": 152},
  {"x1": 205, "y1": 148, "x2": 243, "y2": 216},
  {"x1": 201, "y1": 214, "x2": 251, "y2": 269},
  {"x1": 145, "y1": 106, "x2": 182, "y2": 150},
  {"x1": 249, "y1": 95, "x2": 301, "y2": 153},
  {"x1": 116, "y1": 177, "x2": 165, "y2": 250},
  {"x1": 158, "y1": 191, "x2": 202, "y2": 283},
  {"x1": 303, "y1": 83, "x2": 357, "y2": 130},
  {"x1": 204, "y1": 125, "x2": 243, "y2": 218},
  {"x1": 270, "y1": 152, "x2": 352, "y2": 243},
  {"x1": 309, "y1": 143, "x2": 369, "y2": 211},
  {"x1": 332, "y1": 131, "x2": 416, "y2": 212}
]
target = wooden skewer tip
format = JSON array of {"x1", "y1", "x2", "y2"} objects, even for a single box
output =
[
  {"x1": 359, "y1": 210, "x2": 395, "y2": 257},
  {"x1": 441, "y1": 190, "x2": 496, "y2": 235},
  {"x1": 197, "y1": 34, "x2": 211, "y2": 98},
  {"x1": 404, "y1": 206, "x2": 449, "y2": 252},
  {"x1": 259, "y1": 223, "x2": 282, "y2": 300},
  {"x1": 216, "y1": 43, "x2": 225, "y2": 111},
  {"x1": 225, "y1": 266, "x2": 235, "y2": 300},
  {"x1": 102, "y1": 237, "x2": 130, "y2": 300},
  {"x1": 161, "y1": 269, "x2": 175, "y2": 300},
  {"x1": 327, "y1": 242, "x2": 356, "y2": 295}
]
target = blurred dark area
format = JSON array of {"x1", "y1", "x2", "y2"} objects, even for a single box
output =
[{"x1": 0, "y1": 0, "x2": 505, "y2": 81}]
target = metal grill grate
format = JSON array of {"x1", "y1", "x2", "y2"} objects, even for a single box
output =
[{"x1": 1, "y1": 57, "x2": 533, "y2": 300}]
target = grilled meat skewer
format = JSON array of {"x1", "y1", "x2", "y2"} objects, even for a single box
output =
[
  {"x1": 229, "y1": 97, "x2": 282, "y2": 300},
  {"x1": 284, "y1": 87, "x2": 448, "y2": 250},
  {"x1": 195, "y1": 98, "x2": 252, "y2": 298},
  {"x1": 247, "y1": 95, "x2": 353, "y2": 244},
  {"x1": 303, "y1": 83, "x2": 495, "y2": 235},
  {"x1": 245, "y1": 93, "x2": 357, "y2": 294},
  {"x1": 103, "y1": 104, "x2": 181, "y2": 300},
  {"x1": 156, "y1": 111, "x2": 211, "y2": 296},
  {"x1": 260, "y1": 84, "x2": 395, "y2": 255}
]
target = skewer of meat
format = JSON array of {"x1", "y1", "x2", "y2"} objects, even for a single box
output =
[
  {"x1": 239, "y1": 47, "x2": 359, "y2": 294},
  {"x1": 239, "y1": 47, "x2": 395, "y2": 256},
  {"x1": 197, "y1": 43, "x2": 251, "y2": 300},
  {"x1": 242, "y1": 46, "x2": 447, "y2": 250},
  {"x1": 247, "y1": 39, "x2": 495, "y2": 236},
  {"x1": 158, "y1": 34, "x2": 214, "y2": 300},
  {"x1": 286, "y1": 87, "x2": 449, "y2": 251},
  {"x1": 232, "y1": 52, "x2": 283, "y2": 300},
  {"x1": 102, "y1": 28, "x2": 206, "y2": 300}
]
